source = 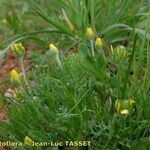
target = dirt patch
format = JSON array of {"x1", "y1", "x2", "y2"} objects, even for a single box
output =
[
  {"x1": 0, "y1": 147, "x2": 6, "y2": 150},
  {"x1": 0, "y1": 107, "x2": 7, "y2": 121}
]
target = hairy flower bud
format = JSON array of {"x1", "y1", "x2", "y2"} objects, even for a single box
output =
[
  {"x1": 49, "y1": 44, "x2": 59, "y2": 57},
  {"x1": 95, "y1": 38, "x2": 103, "y2": 47},
  {"x1": 49, "y1": 43, "x2": 62, "y2": 68},
  {"x1": 86, "y1": 27, "x2": 94, "y2": 39},
  {"x1": 11, "y1": 42, "x2": 25, "y2": 58},
  {"x1": 24, "y1": 136, "x2": 33, "y2": 145},
  {"x1": 10, "y1": 69, "x2": 20, "y2": 82}
]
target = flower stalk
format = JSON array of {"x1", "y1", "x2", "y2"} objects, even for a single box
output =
[
  {"x1": 90, "y1": 40, "x2": 95, "y2": 57},
  {"x1": 86, "y1": 27, "x2": 95, "y2": 57},
  {"x1": 20, "y1": 56, "x2": 28, "y2": 85}
]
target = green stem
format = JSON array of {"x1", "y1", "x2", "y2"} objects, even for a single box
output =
[
  {"x1": 20, "y1": 57, "x2": 28, "y2": 85},
  {"x1": 55, "y1": 55, "x2": 62, "y2": 68},
  {"x1": 121, "y1": 34, "x2": 138, "y2": 99},
  {"x1": 90, "y1": 40, "x2": 95, "y2": 57}
]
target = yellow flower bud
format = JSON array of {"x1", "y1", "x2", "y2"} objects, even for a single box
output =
[
  {"x1": 115, "y1": 45, "x2": 128, "y2": 58},
  {"x1": 111, "y1": 45, "x2": 129, "y2": 61},
  {"x1": 49, "y1": 44, "x2": 57, "y2": 50},
  {"x1": 10, "y1": 69, "x2": 20, "y2": 82},
  {"x1": 120, "y1": 109, "x2": 129, "y2": 115},
  {"x1": 86, "y1": 27, "x2": 94, "y2": 39},
  {"x1": 49, "y1": 43, "x2": 59, "y2": 56},
  {"x1": 11, "y1": 42, "x2": 25, "y2": 58},
  {"x1": 128, "y1": 98, "x2": 136, "y2": 106},
  {"x1": 24, "y1": 136, "x2": 33, "y2": 145},
  {"x1": 95, "y1": 38, "x2": 103, "y2": 47},
  {"x1": 49, "y1": 43, "x2": 62, "y2": 67}
]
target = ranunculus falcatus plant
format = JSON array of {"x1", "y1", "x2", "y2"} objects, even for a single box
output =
[
  {"x1": 0, "y1": 33, "x2": 150, "y2": 149},
  {"x1": 0, "y1": 0, "x2": 150, "y2": 150}
]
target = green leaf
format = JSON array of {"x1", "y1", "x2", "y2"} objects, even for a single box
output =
[{"x1": 79, "y1": 43, "x2": 90, "y2": 57}]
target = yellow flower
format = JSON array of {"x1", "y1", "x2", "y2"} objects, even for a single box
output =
[
  {"x1": 49, "y1": 44, "x2": 57, "y2": 50},
  {"x1": 95, "y1": 38, "x2": 103, "y2": 47},
  {"x1": 49, "y1": 43, "x2": 59, "y2": 56},
  {"x1": 10, "y1": 69, "x2": 20, "y2": 82},
  {"x1": 11, "y1": 42, "x2": 25, "y2": 58},
  {"x1": 24, "y1": 136, "x2": 33, "y2": 145},
  {"x1": 115, "y1": 98, "x2": 136, "y2": 115},
  {"x1": 115, "y1": 99, "x2": 121, "y2": 112},
  {"x1": 86, "y1": 27, "x2": 94, "y2": 39},
  {"x1": 120, "y1": 109, "x2": 129, "y2": 115},
  {"x1": 128, "y1": 98, "x2": 136, "y2": 106}
]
